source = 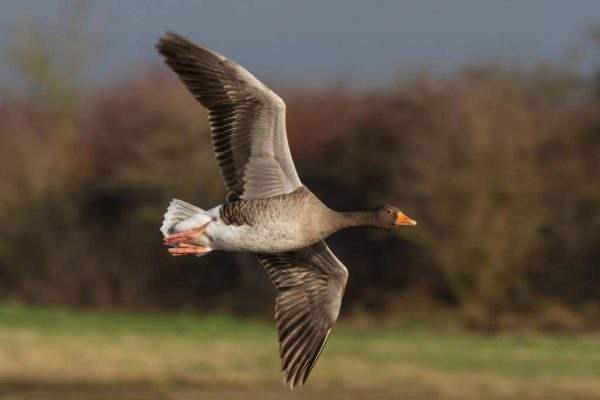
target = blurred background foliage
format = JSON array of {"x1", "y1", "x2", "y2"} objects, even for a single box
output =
[{"x1": 0, "y1": 6, "x2": 599, "y2": 333}]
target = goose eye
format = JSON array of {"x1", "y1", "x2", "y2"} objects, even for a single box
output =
[{"x1": 386, "y1": 209, "x2": 392, "y2": 215}]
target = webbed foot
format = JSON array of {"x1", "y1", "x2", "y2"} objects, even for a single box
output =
[
  {"x1": 163, "y1": 223, "x2": 209, "y2": 245},
  {"x1": 167, "y1": 243, "x2": 210, "y2": 257}
]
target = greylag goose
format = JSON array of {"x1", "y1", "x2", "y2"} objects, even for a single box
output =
[{"x1": 156, "y1": 32, "x2": 417, "y2": 389}]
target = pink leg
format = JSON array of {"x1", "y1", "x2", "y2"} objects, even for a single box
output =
[
  {"x1": 168, "y1": 243, "x2": 210, "y2": 257},
  {"x1": 164, "y1": 223, "x2": 209, "y2": 245}
]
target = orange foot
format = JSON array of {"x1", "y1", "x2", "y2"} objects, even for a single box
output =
[
  {"x1": 163, "y1": 223, "x2": 209, "y2": 245},
  {"x1": 168, "y1": 243, "x2": 210, "y2": 257}
]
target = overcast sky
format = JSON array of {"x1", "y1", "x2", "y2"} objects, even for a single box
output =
[{"x1": 1, "y1": 0, "x2": 600, "y2": 86}]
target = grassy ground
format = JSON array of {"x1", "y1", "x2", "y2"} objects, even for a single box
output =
[{"x1": 0, "y1": 305, "x2": 599, "y2": 400}]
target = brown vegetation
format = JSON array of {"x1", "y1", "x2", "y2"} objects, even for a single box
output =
[
  {"x1": 310, "y1": 66, "x2": 600, "y2": 329},
  {"x1": 0, "y1": 19, "x2": 599, "y2": 330}
]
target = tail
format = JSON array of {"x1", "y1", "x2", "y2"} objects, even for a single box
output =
[{"x1": 160, "y1": 199, "x2": 206, "y2": 237}]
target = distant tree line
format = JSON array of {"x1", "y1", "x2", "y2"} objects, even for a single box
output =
[{"x1": 0, "y1": 12, "x2": 598, "y2": 331}]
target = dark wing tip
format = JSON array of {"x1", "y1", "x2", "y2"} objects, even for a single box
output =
[
  {"x1": 155, "y1": 31, "x2": 226, "y2": 64},
  {"x1": 157, "y1": 30, "x2": 186, "y2": 45},
  {"x1": 155, "y1": 30, "x2": 177, "y2": 51},
  {"x1": 155, "y1": 31, "x2": 193, "y2": 60}
]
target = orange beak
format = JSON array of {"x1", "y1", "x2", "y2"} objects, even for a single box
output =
[{"x1": 395, "y1": 211, "x2": 417, "y2": 226}]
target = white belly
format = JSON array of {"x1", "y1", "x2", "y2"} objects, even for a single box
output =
[{"x1": 194, "y1": 206, "x2": 309, "y2": 253}]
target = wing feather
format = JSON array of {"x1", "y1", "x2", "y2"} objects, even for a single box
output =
[
  {"x1": 258, "y1": 241, "x2": 348, "y2": 389},
  {"x1": 156, "y1": 32, "x2": 302, "y2": 200}
]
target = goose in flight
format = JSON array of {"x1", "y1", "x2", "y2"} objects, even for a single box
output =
[{"x1": 156, "y1": 32, "x2": 417, "y2": 389}]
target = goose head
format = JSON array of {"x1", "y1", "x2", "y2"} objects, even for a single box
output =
[{"x1": 372, "y1": 205, "x2": 417, "y2": 228}]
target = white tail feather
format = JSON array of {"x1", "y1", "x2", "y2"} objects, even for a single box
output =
[{"x1": 160, "y1": 199, "x2": 206, "y2": 237}]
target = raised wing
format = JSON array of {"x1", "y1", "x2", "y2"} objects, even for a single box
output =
[
  {"x1": 257, "y1": 241, "x2": 348, "y2": 389},
  {"x1": 156, "y1": 32, "x2": 302, "y2": 200}
]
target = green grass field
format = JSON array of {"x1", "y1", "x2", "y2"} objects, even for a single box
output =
[{"x1": 0, "y1": 305, "x2": 599, "y2": 400}]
